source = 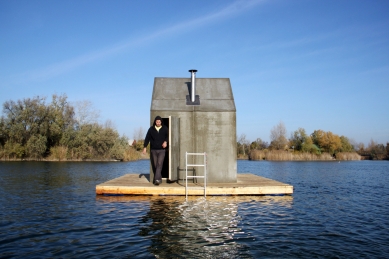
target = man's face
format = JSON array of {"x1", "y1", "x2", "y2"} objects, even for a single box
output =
[{"x1": 155, "y1": 120, "x2": 162, "y2": 127}]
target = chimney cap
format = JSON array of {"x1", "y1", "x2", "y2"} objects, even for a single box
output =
[{"x1": 189, "y1": 69, "x2": 198, "y2": 73}]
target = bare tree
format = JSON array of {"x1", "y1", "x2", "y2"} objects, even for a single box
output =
[
  {"x1": 238, "y1": 133, "x2": 250, "y2": 155},
  {"x1": 270, "y1": 121, "x2": 288, "y2": 150},
  {"x1": 74, "y1": 100, "x2": 100, "y2": 126},
  {"x1": 349, "y1": 138, "x2": 360, "y2": 151},
  {"x1": 133, "y1": 127, "x2": 145, "y2": 141},
  {"x1": 367, "y1": 139, "x2": 377, "y2": 151},
  {"x1": 104, "y1": 119, "x2": 116, "y2": 129}
]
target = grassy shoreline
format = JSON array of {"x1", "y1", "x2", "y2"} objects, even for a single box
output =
[
  {"x1": 248, "y1": 150, "x2": 361, "y2": 161},
  {"x1": 0, "y1": 151, "x2": 366, "y2": 162},
  {"x1": 0, "y1": 151, "x2": 148, "y2": 162}
]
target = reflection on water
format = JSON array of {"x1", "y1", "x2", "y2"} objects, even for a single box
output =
[
  {"x1": 1, "y1": 160, "x2": 388, "y2": 258},
  {"x1": 96, "y1": 195, "x2": 292, "y2": 258}
]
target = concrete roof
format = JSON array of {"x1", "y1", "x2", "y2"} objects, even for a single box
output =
[{"x1": 151, "y1": 78, "x2": 236, "y2": 112}]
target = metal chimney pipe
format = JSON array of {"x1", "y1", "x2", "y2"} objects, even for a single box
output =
[{"x1": 189, "y1": 69, "x2": 197, "y2": 102}]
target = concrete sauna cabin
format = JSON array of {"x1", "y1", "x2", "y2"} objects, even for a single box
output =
[{"x1": 149, "y1": 71, "x2": 237, "y2": 183}]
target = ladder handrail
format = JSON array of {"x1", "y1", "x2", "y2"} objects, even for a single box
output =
[{"x1": 185, "y1": 152, "x2": 207, "y2": 199}]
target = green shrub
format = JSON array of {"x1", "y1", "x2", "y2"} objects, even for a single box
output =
[
  {"x1": 26, "y1": 135, "x2": 47, "y2": 159},
  {"x1": 4, "y1": 141, "x2": 25, "y2": 159}
]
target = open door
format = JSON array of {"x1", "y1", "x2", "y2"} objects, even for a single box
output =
[
  {"x1": 160, "y1": 116, "x2": 180, "y2": 181},
  {"x1": 169, "y1": 116, "x2": 180, "y2": 181}
]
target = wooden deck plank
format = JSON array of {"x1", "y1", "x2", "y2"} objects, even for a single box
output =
[{"x1": 96, "y1": 173, "x2": 293, "y2": 196}]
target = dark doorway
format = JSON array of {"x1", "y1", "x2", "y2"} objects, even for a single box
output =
[{"x1": 161, "y1": 117, "x2": 170, "y2": 179}]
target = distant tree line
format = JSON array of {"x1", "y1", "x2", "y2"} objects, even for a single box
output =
[
  {"x1": 0, "y1": 94, "x2": 139, "y2": 161},
  {"x1": 357, "y1": 139, "x2": 389, "y2": 160},
  {"x1": 2, "y1": 96, "x2": 386, "y2": 162},
  {"x1": 238, "y1": 121, "x2": 389, "y2": 161}
]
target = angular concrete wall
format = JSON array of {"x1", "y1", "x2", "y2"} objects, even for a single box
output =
[{"x1": 150, "y1": 77, "x2": 237, "y2": 183}]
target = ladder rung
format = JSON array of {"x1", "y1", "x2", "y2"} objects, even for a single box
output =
[{"x1": 185, "y1": 152, "x2": 207, "y2": 199}]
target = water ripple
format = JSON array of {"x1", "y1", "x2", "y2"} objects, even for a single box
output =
[{"x1": 1, "y1": 161, "x2": 389, "y2": 258}]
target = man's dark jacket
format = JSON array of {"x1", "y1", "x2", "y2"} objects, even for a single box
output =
[{"x1": 144, "y1": 118, "x2": 168, "y2": 150}]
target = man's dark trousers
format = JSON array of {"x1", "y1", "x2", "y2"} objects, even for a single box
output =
[{"x1": 151, "y1": 149, "x2": 165, "y2": 183}]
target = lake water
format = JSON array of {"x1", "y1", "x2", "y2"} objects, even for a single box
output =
[{"x1": 0, "y1": 160, "x2": 388, "y2": 258}]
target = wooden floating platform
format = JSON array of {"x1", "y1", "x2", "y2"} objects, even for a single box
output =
[{"x1": 96, "y1": 173, "x2": 293, "y2": 196}]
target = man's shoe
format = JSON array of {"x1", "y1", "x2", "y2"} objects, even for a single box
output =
[{"x1": 155, "y1": 180, "x2": 160, "y2": 185}]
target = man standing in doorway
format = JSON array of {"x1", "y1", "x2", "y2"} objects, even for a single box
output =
[{"x1": 143, "y1": 116, "x2": 168, "y2": 185}]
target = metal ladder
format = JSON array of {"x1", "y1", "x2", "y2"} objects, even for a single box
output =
[{"x1": 185, "y1": 152, "x2": 207, "y2": 199}]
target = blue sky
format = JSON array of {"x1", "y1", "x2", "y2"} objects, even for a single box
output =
[{"x1": 1, "y1": 0, "x2": 388, "y2": 146}]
